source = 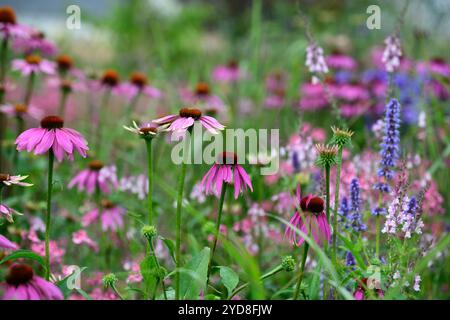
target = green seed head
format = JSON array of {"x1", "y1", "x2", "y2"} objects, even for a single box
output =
[
  {"x1": 102, "y1": 273, "x2": 118, "y2": 288},
  {"x1": 315, "y1": 144, "x2": 338, "y2": 168},
  {"x1": 141, "y1": 225, "x2": 157, "y2": 240},
  {"x1": 330, "y1": 126, "x2": 354, "y2": 147},
  {"x1": 281, "y1": 255, "x2": 296, "y2": 272}
]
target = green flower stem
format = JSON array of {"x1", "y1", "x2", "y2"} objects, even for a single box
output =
[
  {"x1": 23, "y1": 72, "x2": 35, "y2": 105},
  {"x1": 145, "y1": 138, "x2": 154, "y2": 225},
  {"x1": 332, "y1": 147, "x2": 343, "y2": 263},
  {"x1": 95, "y1": 89, "x2": 111, "y2": 156},
  {"x1": 175, "y1": 133, "x2": 191, "y2": 300},
  {"x1": 376, "y1": 215, "x2": 381, "y2": 258},
  {"x1": 230, "y1": 264, "x2": 283, "y2": 299},
  {"x1": 13, "y1": 116, "x2": 25, "y2": 167},
  {"x1": 148, "y1": 238, "x2": 167, "y2": 300},
  {"x1": 293, "y1": 242, "x2": 309, "y2": 300},
  {"x1": 0, "y1": 38, "x2": 8, "y2": 171},
  {"x1": 44, "y1": 151, "x2": 54, "y2": 280},
  {"x1": 111, "y1": 283, "x2": 124, "y2": 300},
  {"x1": 325, "y1": 164, "x2": 331, "y2": 223},
  {"x1": 207, "y1": 184, "x2": 227, "y2": 284},
  {"x1": 127, "y1": 91, "x2": 141, "y2": 116},
  {"x1": 58, "y1": 88, "x2": 69, "y2": 117}
]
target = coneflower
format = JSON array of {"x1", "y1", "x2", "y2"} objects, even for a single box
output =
[{"x1": 15, "y1": 115, "x2": 88, "y2": 280}]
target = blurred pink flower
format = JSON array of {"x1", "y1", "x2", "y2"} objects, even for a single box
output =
[
  {"x1": 12, "y1": 55, "x2": 55, "y2": 76},
  {"x1": 0, "y1": 234, "x2": 18, "y2": 250},
  {"x1": 212, "y1": 60, "x2": 241, "y2": 83},
  {"x1": 0, "y1": 103, "x2": 43, "y2": 120},
  {"x1": 326, "y1": 52, "x2": 357, "y2": 70},
  {"x1": 72, "y1": 230, "x2": 98, "y2": 252},
  {"x1": 12, "y1": 29, "x2": 57, "y2": 56},
  {"x1": 68, "y1": 160, "x2": 118, "y2": 195},
  {"x1": 2, "y1": 264, "x2": 63, "y2": 300}
]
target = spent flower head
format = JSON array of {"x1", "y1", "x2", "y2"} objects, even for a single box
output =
[
  {"x1": 315, "y1": 144, "x2": 338, "y2": 168},
  {"x1": 330, "y1": 126, "x2": 354, "y2": 148},
  {"x1": 123, "y1": 121, "x2": 160, "y2": 140},
  {"x1": 141, "y1": 225, "x2": 157, "y2": 240},
  {"x1": 102, "y1": 273, "x2": 118, "y2": 288},
  {"x1": 281, "y1": 255, "x2": 296, "y2": 272}
]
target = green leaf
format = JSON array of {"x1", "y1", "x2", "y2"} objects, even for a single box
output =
[
  {"x1": 76, "y1": 288, "x2": 93, "y2": 300},
  {"x1": 160, "y1": 236, "x2": 176, "y2": 263},
  {"x1": 140, "y1": 256, "x2": 159, "y2": 294},
  {"x1": 0, "y1": 250, "x2": 46, "y2": 271},
  {"x1": 179, "y1": 247, "x2": 210, "y2": 299},
  {"x1": 218, "y1": 266, "x2": 239, "y2": 297},
  {"x1": 55, "y1": 267, "x2": 87, "y2": 299}
]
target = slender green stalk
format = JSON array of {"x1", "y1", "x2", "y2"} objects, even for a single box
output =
[
  {"x1": 207, "y1": 184, "x2": 227, "y2": 283},
  {"x1": 376, "y1": 215, "x2": 381, "y2": 258},
  {"x1": 332, "y1": 148, "x2": 343, "y2": 263},
  {"x1": 58, "y1": 88, "x2": 69, "y2": 117},
  {"x1": 13, "y1": 116, "x2": 24, "y2": 167},
  {"x1": 23, "y1": 72, "x2": 35, "y2": 105},
  {"x1": 175, "y1": 134, "x2": 191, "y2": 300},
  {"x1": 148, "y1": 238, "x2": 167, "y2": 300},
  {"x1": 127, "y1": 91, "x2": 141, "y2": 116},
  {"x1": 111, "y1": 284, "x2": 124, "y2": 300},
  {"x1": 44, "y1": 151, "x2": 54, "y2": 280},
  {"x1": 145, "y1": 139, "x2": 154, "y2": 225},
  {"x1": 293, "y1": 242, "x2": 309, "y2": 300},
  {"x1": 325, "y1": 164, "x2": 331, "y2": 223},
  {"x1": 0, "y1": 39, "x2": 9, "y2": 171},
  {"x1": 95, "y1": 89, "x2": 111, "y2": 156},
  {"x1": 230, "y1": 264, "x2": 283, "y2": 299}
]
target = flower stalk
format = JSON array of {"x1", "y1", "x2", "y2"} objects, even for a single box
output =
[
  {"x1": 293, "y1": 242, "x2": 309, "y2": 300},
  {"x1": 44, "y1": 151, "x2": 54, "y2": 280}
]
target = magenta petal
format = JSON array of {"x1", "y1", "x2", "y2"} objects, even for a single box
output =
[
  {"x1": 236, "y1": 165, "x2": 253, "y2": 191},
  {"x1": 233, "y1": 167, "x2": 241, "y2": 199},
  {"x1": 55, "y1": 129, "x2": 74, "y2": 154},
  {"x1": 34, "y1": 130, "x2": 55, "y2": 155}
]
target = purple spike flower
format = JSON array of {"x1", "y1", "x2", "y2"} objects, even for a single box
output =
[
  {"x1": 349, "y1": 178, "x2": 366, "y2": 232},
  {"x1": 374, "y1": 99, "x2": 401, "y2": 193}
]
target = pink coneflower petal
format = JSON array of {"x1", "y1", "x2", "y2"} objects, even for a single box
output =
[
  {"x1": 55, "y1": 129, "x2": 74, "y2": 154},
  {"x1": 236, "y1": 165, "x2": 253, "y2": 192},
  {"x1": 153, "y1": 114, "x2": 178, "y2": 125},
  {"x1": 34, "y1": 130, "x2": 55, "y2": 155}
]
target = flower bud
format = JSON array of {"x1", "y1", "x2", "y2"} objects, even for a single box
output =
[
  {"x1": 141, "y1": 225, "x2": 157, "y2": 240},
  {"x1": 281, "y1": 255, "x2": 296, "y2": 272}
]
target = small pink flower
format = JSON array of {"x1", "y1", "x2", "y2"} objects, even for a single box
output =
[
  {"x1": 115, "y1": 72, "x2": 162, "y2": 101},
  {"x1": 326, "y1": 52, "x2": 357, "y2": 70},
  {"x1": 153, "y1": 107, "x2": 225, "y2": 135},
  {"x1": 68, "y1": 160, "x2": 117, "y2": 195},
  {"x1": 0, "y1": 103, "x2": 43, "y2": 120},
  {"x1": 15, "y1": 115, "x2": 89, "y2": 162},
  {"x1": 31, "y1": 240, "x2": 65, "y2": 265},
  {"x1": 201, "y1": 152, "x2": 253, "y2": 199},
  {"x1": 12, "y1": 54, "x2": 56, "y2": 76},
  {"x1": 82, "y1": 200, "x2": 125, "y2": 232},
  {"x1": 179, "y1": 83, "x2": 224, "y2": 113},
  {"x1": 0, "y1": 204, "x2": 21, "y2": 222},
  {"x1": 72, "y1": 230, "x2": 98, "y2": 252},
  {"x1": 0, "y1": 7, "x2": 28, "y2": 39},
  {"x1": 212, "y1": 60, "x2": 241, "y2": 83},
  {"x1": 2, "y1": 264, "x2": 63, "y2": 300},
  {"x1": 0, "y1": 234, "x2": 18, "y2": 250},
  {"x1": 12, "y1": 29, "x2": 57, "y2": 56},
  {"x1": 285, "y1": 186, "x2": 331, "y2": 247}
]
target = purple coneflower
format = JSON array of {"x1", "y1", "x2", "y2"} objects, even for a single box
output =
[
  {"x1": 201, "y1": 152, "x2": 253, "y2": 199},
  {"x1": 0, "y1": 6, "x2": 28, "y2": 39},
  {"x1": 15, "y1": 115, "x2": 88, "y2": 161},
  {"x1": 0, "y1": 103, "x2": 43, "y2": 120},
  {"x1": 0, "y1": 173, "x2": 32, "y2": 187},
  {"x1": 288, "y1": 186, "x2": 331, "y2": 300},
  {"x1": 285, "y1": 189, "x2": 331, "y2": 247},
  {"x1": 118, "y1": 72, "x2": 162, "y2": 114},
  {"x1": 68, "y1": 160, "x2": 118, "y2": 195},
  {"x1": 12, "y1": 54, "x2": 55, "y2": 76},
  {"x1": 82, "y1": 200, "x2": 125, "y2": 232},
  {"x1": 2, "y1": 263, "x2": 63, "y2": 300},
  {"x1": 154, "y1": 107, "x2": 225, "y2": 135},
  {"x1": 202, "y1": 152, "x2": 253, "y2": 283},
  {"x1": 12, "y1": 29, "x2": 57, "y2": 56},
  {"x1": 326, "y1": 51, "x2": 357, "y2": 71},
  {"x1": 212, "y1": 60, "x2": 241, "y2": 83},
  {"x1": 0, "y1": 234, "x2": 18, "y2": 250}
]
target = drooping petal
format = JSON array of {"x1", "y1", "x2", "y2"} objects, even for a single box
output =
[{"x1": 34, "y1": 130, "x2": 55, "y2": 155}]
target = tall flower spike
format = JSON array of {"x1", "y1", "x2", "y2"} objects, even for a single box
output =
[
  {"x1": 382, "y1": 34, "x2": 402, "y2": 73},
  {"x1": 314, "y1": 144, "x2": 338, "y2": 168},
  {"x1": 305, "y1": 42, "x2": 328, "y2": 84},
  {"x1": 349, "y1": 178, "x2": 366, "y2": 232},
  {"x1": 374, "y1": 99, "x2": 401, "y2": 192}
]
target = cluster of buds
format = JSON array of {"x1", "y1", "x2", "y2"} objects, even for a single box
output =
[
  {"x1": 305, "y1": 42, "x2": 329, "y2": 84},
  {"x1": 382, "y1": 34, "x2": 402, "y2": 73}
]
